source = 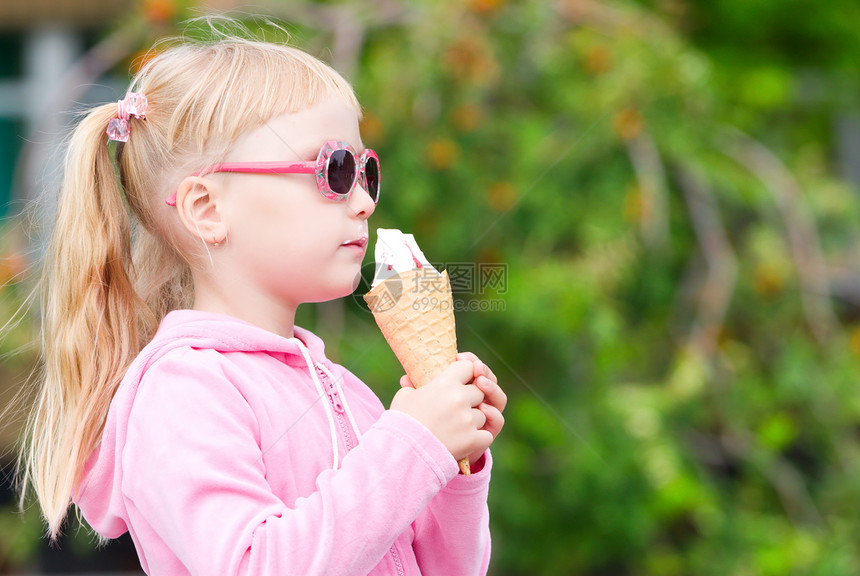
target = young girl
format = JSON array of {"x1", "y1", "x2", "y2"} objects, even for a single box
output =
[{"x1": 21, "y1": 33, "x2": 506, "y2": 575}]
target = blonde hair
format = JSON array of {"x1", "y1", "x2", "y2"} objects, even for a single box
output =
[{"x1": 21, "y1": 31, "x2": 360, "y2": 539}]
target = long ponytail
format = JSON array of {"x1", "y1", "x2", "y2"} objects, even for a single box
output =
[{"x1": 23, "y1": 105, "x2": 144, "y2": 538}]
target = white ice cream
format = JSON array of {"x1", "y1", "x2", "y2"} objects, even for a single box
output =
[{"x1": 370, "y1": 228, "x2": 438, "y2": 288}]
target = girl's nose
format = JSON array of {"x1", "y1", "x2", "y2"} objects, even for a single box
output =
[{"x1": 347, "y1": 183, "x2": 376, "y2": 219}]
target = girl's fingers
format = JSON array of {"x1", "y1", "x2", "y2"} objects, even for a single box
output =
[
  {"x1": 464, "y1": 384, "x2": 485, "y2": 408},
  {"x1": 445, "y1": 359, "x2": 478, "y2": 385},
  {"x1": 400, "y1": 374, "x2": 414, "y2": 389},
  {"x1": 476, "y1": 376, "x2": 507, "y2": 412},
  {"x1": 474, "y1": 360, "x2": 484, "y2": 381},
  {"x1": 480, "y1": 362, "x2": 497, "y2": 384},
  {"x1": 478, "y1": 403, "x2": 505, "y2": 438},
  {"x1": 473, "y1": 407, "x2": 488, "y2": 429},
  {"x1": 455, "y1": 352, "x2": 493, "y2": 383},
  {"x1": 457, "y1": 351, "x2": 479, "y2": 363}
]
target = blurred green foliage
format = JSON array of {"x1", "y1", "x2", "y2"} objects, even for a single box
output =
[{"x1": 4, "y1": 0, "x2": 860, "y2": 574}]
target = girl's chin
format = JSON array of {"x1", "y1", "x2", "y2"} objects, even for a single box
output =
[{"x1": 306, "y1": 276, "x2": 363, "y2": 304}]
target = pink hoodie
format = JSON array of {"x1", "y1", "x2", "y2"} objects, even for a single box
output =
[{"x1": 75, "y1": 310, "x2": 491, "y2": 575}]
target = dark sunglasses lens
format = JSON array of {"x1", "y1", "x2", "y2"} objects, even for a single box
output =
[
  {"x1": 364, "y1": 157, "x2": 379, "y2": 201},
  {"x1": 327, "y1": 150, "x2": 356, "y2": 195}
]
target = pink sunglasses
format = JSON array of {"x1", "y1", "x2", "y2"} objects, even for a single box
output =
[{"x1": 165, "y1": 140, "x2": 380, "y2": 206}]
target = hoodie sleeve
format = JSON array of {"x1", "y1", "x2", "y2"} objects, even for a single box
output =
[
  {"x1": 122, "y1": 350, "x2": 461, "y2": 576},
  {"x1": 332, "y1": 364, "x2": 494, "y2": 575},
  {"x1": 411, "y1": 451, "x2": 493, "y2": 575}
]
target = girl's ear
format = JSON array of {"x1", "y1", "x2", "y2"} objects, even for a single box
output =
[{"x1": 173, "y1": 176, "x2": 228, "y2": 244}]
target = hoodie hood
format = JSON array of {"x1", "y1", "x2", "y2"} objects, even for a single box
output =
[{"x1": 74, "y1": 309, "x2": 337, "y2": 537}]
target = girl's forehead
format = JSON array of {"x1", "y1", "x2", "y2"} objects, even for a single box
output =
[{"x1": 235, "y1": 97, "x2": 363, "y2": 158}]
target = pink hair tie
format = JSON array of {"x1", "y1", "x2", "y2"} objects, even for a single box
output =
[{"x1": 106, "y1": 92, "x2": 148, "y2": 143}]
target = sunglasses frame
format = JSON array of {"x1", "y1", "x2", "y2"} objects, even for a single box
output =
[{"x1": 165, "y1": 140, "x2": 380, "y2": 206}]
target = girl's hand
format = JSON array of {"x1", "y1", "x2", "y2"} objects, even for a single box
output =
[
  {"x1": 391, "y1": 360, "x2": 492, "y2": 462},
  {"x1": 456, "y1": 352, "x2": 506, "y2": 467},
  {"x1": 392, "y1": 353, "x2": 506, "y2": 469}
]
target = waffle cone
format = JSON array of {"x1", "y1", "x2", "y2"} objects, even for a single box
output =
[{"x1": 365, "y1": 268, "x2": 470, "y2": 475}]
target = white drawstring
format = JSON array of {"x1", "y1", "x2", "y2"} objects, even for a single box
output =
[{"x1": 294, "y1": 340, "x2": 339, "y2": 470}]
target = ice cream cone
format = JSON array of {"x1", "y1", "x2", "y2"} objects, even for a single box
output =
[{"x1": 365, "y1": 268, "x2": 471, "y2": 475}]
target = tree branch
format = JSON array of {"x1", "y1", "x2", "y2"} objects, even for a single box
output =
[
  {"x1": 626, "y1": 131, "x2": 670, "y2": 252},
  {"x1": 723, "y1": 128, "x2": 838, "y2": 345},
  {"x1": 675, "y1": 166, "x2": 738, "y2": 358}
]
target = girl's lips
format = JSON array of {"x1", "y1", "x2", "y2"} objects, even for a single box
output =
[
  {"x1": 341, "y1": 236, "x2": 368, "y2": 248},
  {"x1": 340, "y1": 236, "x2": 367, "y2": 256}
]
